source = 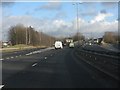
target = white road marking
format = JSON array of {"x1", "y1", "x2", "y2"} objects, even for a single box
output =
[
  {"x1": 19, "y1": 55, "x2": 22, "y2": 56},
  {"x1": 26, "y1": 54, "x2": 29, "y2": 56},
  {"x1": 0, "y1": 85, "x2": 4, "y2": 89},
  {"x1": 16, "y1": 56, "x2": 18, "y2": 57},
  {"x1": 11, "y1": 56, "x2": 14, "y2": 58},
  {"x1": 26, "y1": 47, "x2": 53, "y2": 56},
  {"x1": 0, "y1": 58, "x2": 3, "y2": 61},
  {"x1": 6, "y1": 57, "x2": 10, "y2": 59},
  {"x1": 95, "y1": 57, "x2": 96, "y2": 60},
  {"x1": 32, "y1": 63, "x2": 37, "y2": 67},
  {"x1": 45, "y1": 57, "x2": 47, "y2": 59}
]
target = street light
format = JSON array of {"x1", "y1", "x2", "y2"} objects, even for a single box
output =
[
  {"x1": 26, "y1": 27, "x2": 28, "y2": 45},
  {"x1": 73, "y1": 2, "x2": 83, "y2": 45}
]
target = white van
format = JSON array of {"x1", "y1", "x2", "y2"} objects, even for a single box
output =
[
  {"x1": 54, "y1": 41, "x2": 63, "y2": 49},
  {"x1": 69, "y1": 42, "x2": 74, "y2": 48}
]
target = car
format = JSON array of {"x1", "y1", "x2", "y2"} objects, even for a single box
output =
[
  {"x1": 69, "y1": 42, "x2": 74, "y2": 48},
  {"x1": 54, "y1": 41, "x2": 63, "y2": 49}
]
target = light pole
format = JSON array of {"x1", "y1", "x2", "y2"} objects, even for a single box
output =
[
  {"x1": 28, "y1": 26, "x2": 33, "y2": 45},
  {"x1": 73, "y1": 2, "x2": 82, "y2": 45},
  {"x1": 26, "y1": 27, "x2": 28, "y2": 45}
]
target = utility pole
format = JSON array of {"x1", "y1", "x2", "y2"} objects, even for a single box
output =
[
  {"x1": 14, "y1": 27, "x2": 17, "y2": 45},
  {"x1": 73, "y1": 2, "x2": 82, "y2": 45},
  {"x1": 28, "y1": 26, "x2": 32, "y2": 45},
  {"x1": 26, "y1": 27, "x2": 28, "y2": 45}
]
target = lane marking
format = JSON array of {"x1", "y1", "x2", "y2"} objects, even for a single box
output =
[
  {"x1": 0, "y1": 58, "x2": 3, "y2": 61},
  {"x1": 94, "y1": 57, "x2": 96, "y2": 60},
  {"x1": 16, "y1": 56, "x2": 18, "y2": 58},
  {"x1": 45, "y1": 57, "x2": 47, "y2": 59},
  {"x1": 6, "y1": 57, "x2": 10, "y2": 59},
  {"x1": 0, "y1": 85, "x2": 4, "y2": 89},
  {"x1": 26, "y1": 54, "x2": 30, "y2": 56},
  {"x1": 11, "y1": 56, "x2": 14, "y2": 59},
  {"x1": 19, "y1": 55, "x2": 22, "y2": 56},
  {"x1": 32, "y1": 63, "x2": 37, "y2": 67}
]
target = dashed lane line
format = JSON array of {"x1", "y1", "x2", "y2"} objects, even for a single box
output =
[
  {"x1": 0, "y1": 85, "x2": 4, "y2": 89},
  {"x1": 6, "y1": 57, "x2": 10, "y2": 60},
  {"x1": 44, "y1": 57, "x2": 47, "y2": 59},
  {"x1": 32, "y1": 63, "x2": 37, "y2": 67},
  {"x1": 0, "y1": 58, "x2": 4, "y2": 61},
  {"x1": 2, "y1": 55, "x2": 22, "y2": 60},
  {"x1": 11, "y1": 56, "x2": 14, "y2": 59}
]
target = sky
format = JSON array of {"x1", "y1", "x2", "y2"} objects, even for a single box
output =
[{"x1": 0, "y1": 0, "x2": 119, "y2": 41}]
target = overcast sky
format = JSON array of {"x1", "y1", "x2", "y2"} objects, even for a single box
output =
[{"x1": 1, "y1": 0, "x2": 119, "y2": 41}]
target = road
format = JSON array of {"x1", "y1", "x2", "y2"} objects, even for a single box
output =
[{"x1": 1, "y1": 46, "x2": 119, "y2": 88}]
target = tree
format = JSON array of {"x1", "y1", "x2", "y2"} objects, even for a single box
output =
[
  {"x1": 103, "y1": 32, "x2": 118, "y2": 44},
  {"x1": 72, "y1": 32, "x2": 85, "y2": 41},
  {"x1": 8, "y1": 24, "x2": 56, "y2": 46}
]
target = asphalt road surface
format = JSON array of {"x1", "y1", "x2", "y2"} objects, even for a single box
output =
[{"x1": 2, "y1": 46, "x2": 119, "y2": 88}]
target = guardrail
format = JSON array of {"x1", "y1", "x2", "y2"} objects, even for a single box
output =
[{"x1": 75, "y1": 47, "x2": 120, "y2": 81}]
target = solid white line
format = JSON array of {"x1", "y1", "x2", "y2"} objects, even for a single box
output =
[
  {"x1": 32, "y1": 63, "x2": 37, "y2": 67},
  {"x1": 0, "y1": 85, "x2": 4, "y2": 89}
]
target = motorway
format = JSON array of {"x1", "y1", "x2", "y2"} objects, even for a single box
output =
[{"x1": 1, "y1": 45, "x2": 119, "y2": 88}]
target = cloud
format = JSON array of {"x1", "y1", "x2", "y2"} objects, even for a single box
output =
[
  {"x1": 35, "y1": 2, "x2": 62, "y2": 11},
  {"x1": 90, "y1": 12, "x2": 113, "y2": 23},
  {"x1": 1, "y1": 14, "x2": 118, "y2": 41}
]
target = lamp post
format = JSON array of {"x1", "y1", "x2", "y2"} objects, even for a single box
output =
[
  {"x1": 26, "y1": 27, "x2": 28, "y2": 45},
  {"x1": 28, "y1": 26, "x2": 33, "y2": 45},
  {"x1": 73, "y1": 2, "x2": 82, "y2": 45}
]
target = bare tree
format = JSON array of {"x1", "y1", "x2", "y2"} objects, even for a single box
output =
[
  {"x1": 8, "y1": 24, "x2": 56, "y2": 46},
  {"x1": 103, "y1": 32, "x2": 118, "y2": 44}
]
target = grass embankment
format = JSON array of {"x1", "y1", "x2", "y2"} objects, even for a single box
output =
[{"x1": 1, "y1": 44, "x2": 47, "y2": 53}]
